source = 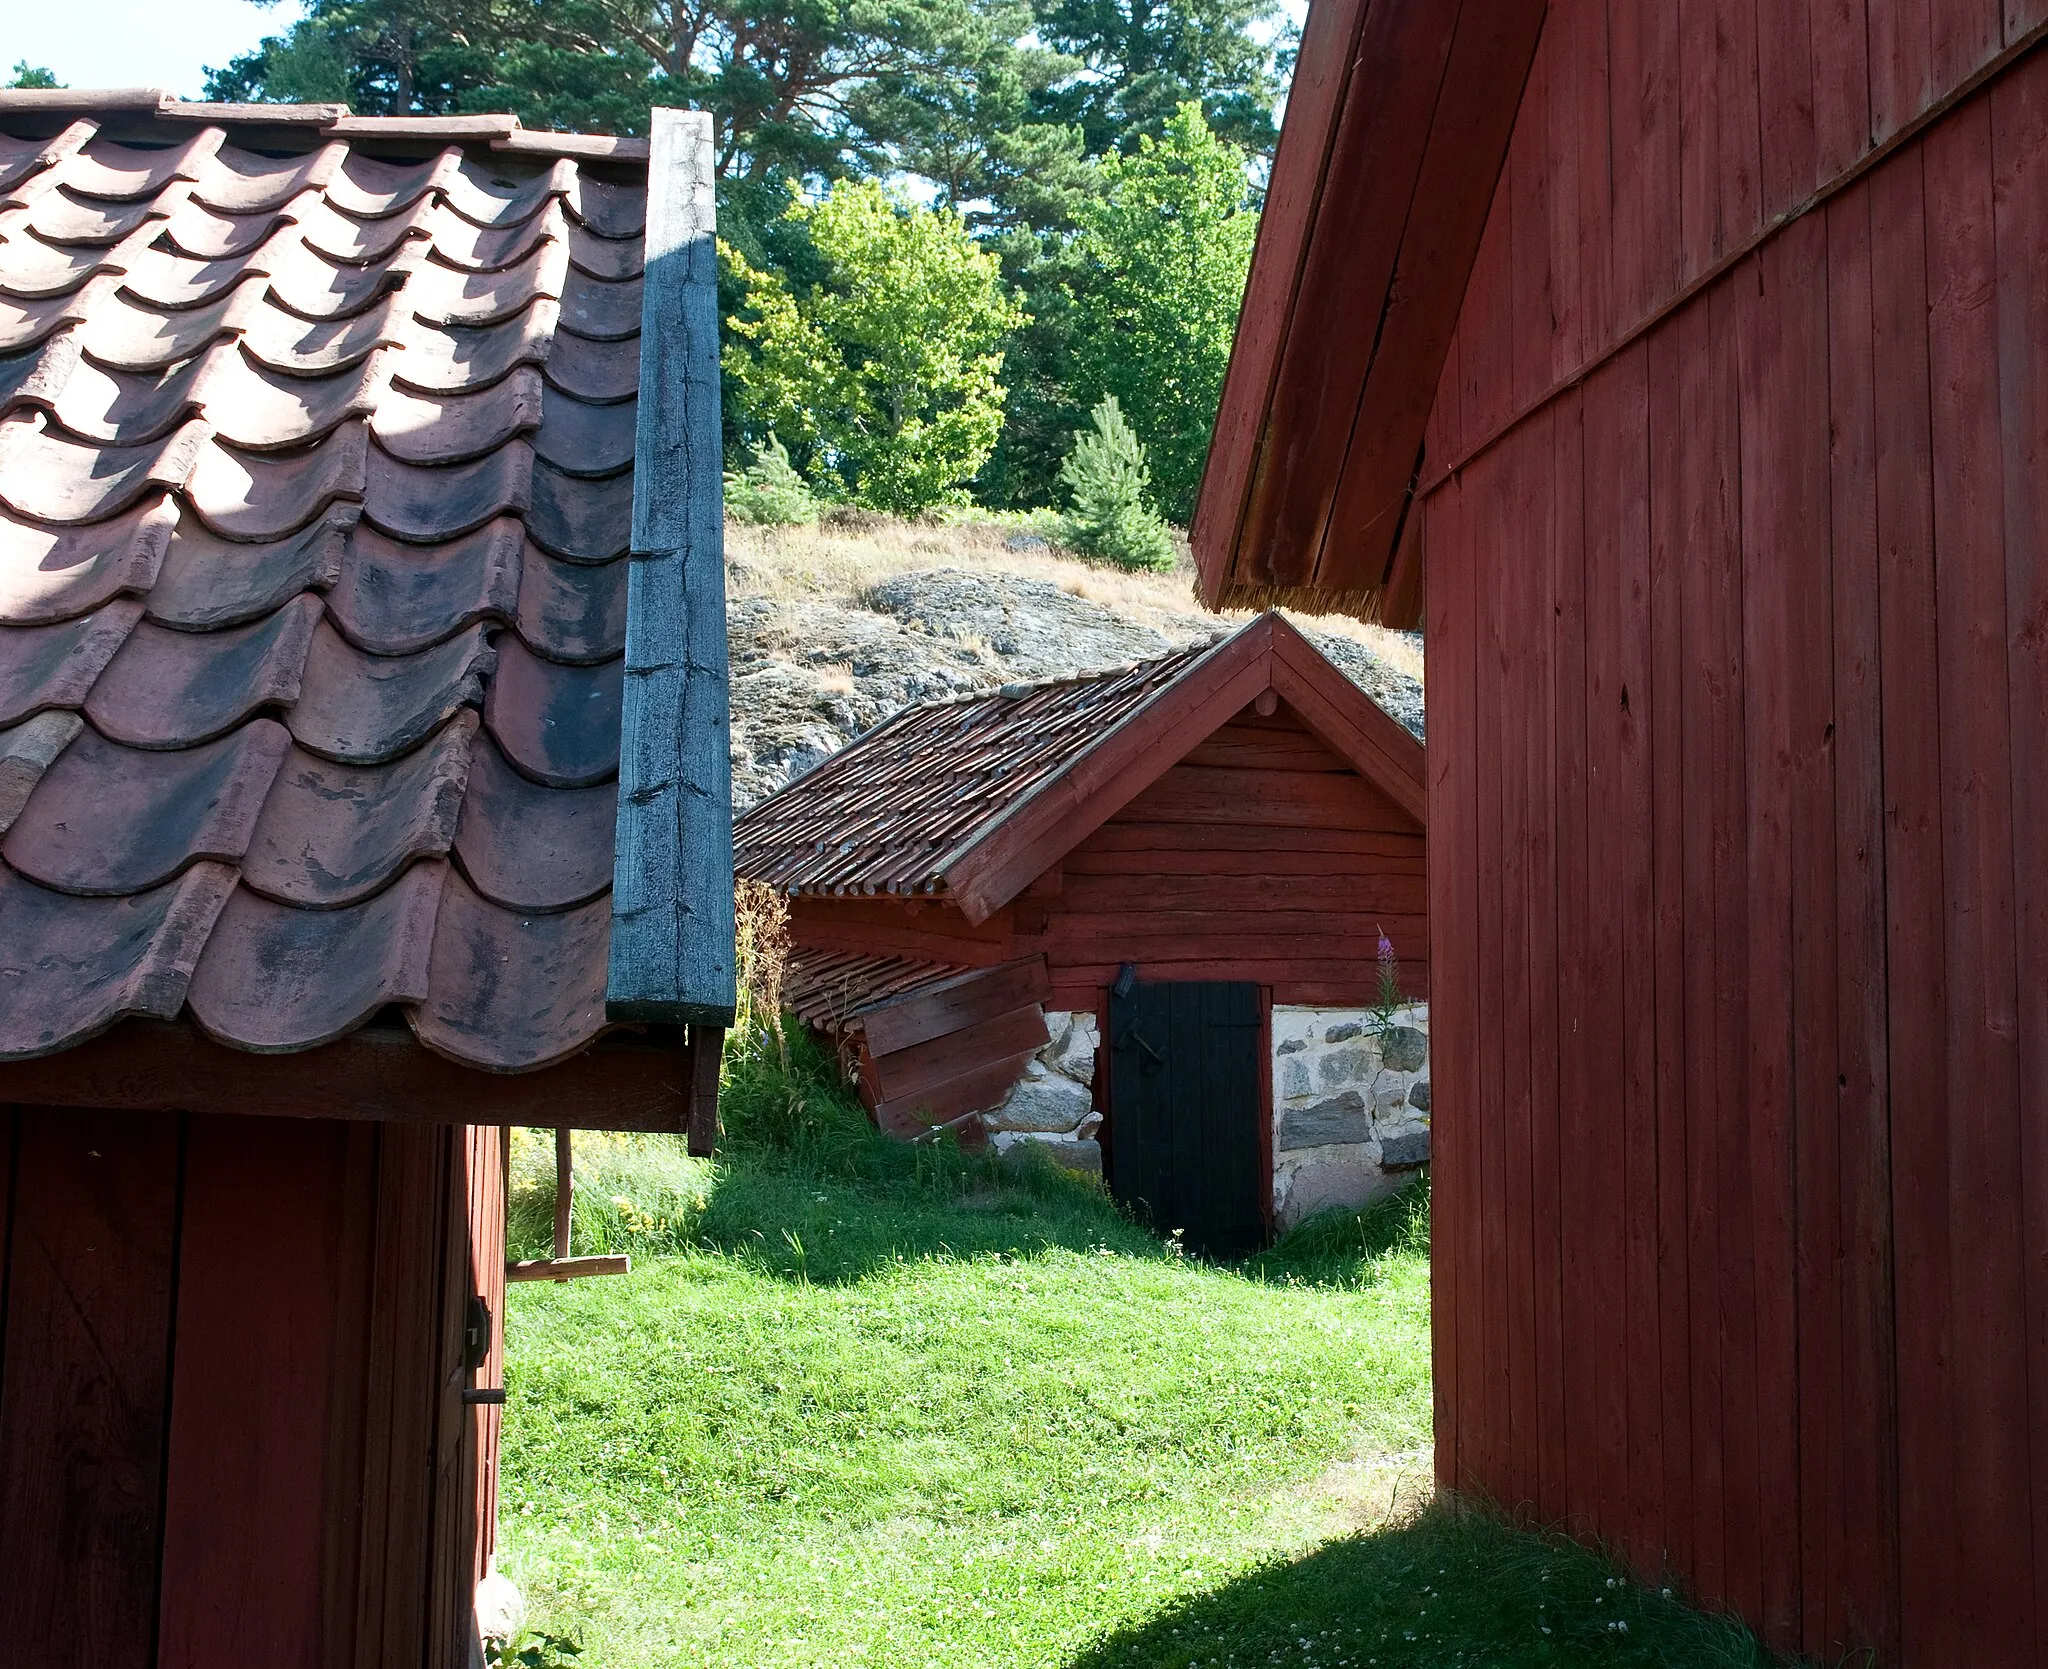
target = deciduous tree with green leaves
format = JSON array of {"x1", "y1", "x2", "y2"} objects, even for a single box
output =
[
  {"x1": 1067, "y1": 101, "x2": 1257, "y2": 522},
  {"x1": 722, "y1": 180, "x2": 1022, "y2": 514}
]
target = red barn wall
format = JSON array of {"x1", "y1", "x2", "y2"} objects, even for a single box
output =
[
  {"x1": 0, "y1": 1108, "x2": 504, "y2": 1669},
  {"x1": 1421, "y1": 5, "x2": 2048, "y2": 1662}
]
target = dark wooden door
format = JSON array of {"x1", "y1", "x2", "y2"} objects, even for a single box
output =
[{"x1": 1106, "y1": 980, "x2": 1266, "y2": 1257}]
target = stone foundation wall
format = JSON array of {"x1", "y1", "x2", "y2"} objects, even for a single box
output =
[
  {"x1": 1271, "y1": 1004, "x2": 1430, "y2": 1229},
  {"x1": 973, "y1": 1001, "x2": 1430, "y2": 1219},
  {"x1": 981, "y1": 1011, "x2": 1102, "y2": 1172}
]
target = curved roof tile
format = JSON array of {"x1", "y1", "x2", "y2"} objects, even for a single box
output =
[
  {"x1": 288, "y1": 619, "x2": 493, "y2": 763},
  {"x1": 0, "y1": 496, "x2": 174, "y2": 624},
  {"x1": 326, "y1": 520, "x2": 521, "y2": 655},
  {"x1": 483, "y1": 633, "x2": 619, "y2": 787},
  {"x1": 0, "y1": 597, "x2": 142, "y2": 723},
  {"x1": 242, "y1": 711, "x2": 474, "y2": 906},
  {"x1": 3, "y1": 718, "x2": 290, "y2": 894},
  {"x1": 413, "y1": 872, "x2": 610, "y2": 1069},
  {"x1": 373, "y1": 368, "x2": 542, "y2": 466},
  {"x1": 85, "y1": 593, "x2": 321, "y2": 746},
  {"x1": 0, "y1": 99, "x2": 651, "y2": 1072},
  {"x1": 146, "y1": 512, "x2": 348, "y2": 629},
  {"x1": 0, "y1": 860, "x2": 236, "y2": 1059},
  {"x1": 515, "y1": 544, "x2": 625, "y2": 663},
  {"x1": 186, "y1": 860, "x2": 445, "y2": 1051},
  {"x1": 454, "y1": 733, "x2": 615, "y2": 910}
]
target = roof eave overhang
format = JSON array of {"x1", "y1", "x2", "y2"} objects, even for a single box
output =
[{"x1": 1192, "y1": 0, "x2": 1548, "y2": 626}]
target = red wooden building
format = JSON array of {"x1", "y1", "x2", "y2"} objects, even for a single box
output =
[
  {"x1": 1199, "y1": 1, "x2": 2048, "y2": 1662},
  {"x1": 0, "y1": 91, "x2": 733, "y2": 1665},
  {"x1": 736, "y1": 613, "x2": 1430, "y2": 1250}
]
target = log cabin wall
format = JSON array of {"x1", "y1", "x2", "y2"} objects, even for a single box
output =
[
  {"x1": 1420, "y1": 4, "x2": 2048, "y2": 1662},
  {"x1": 0, "y1": 1108, "x2": 503, "y2": 1669},
  {"x1": 785, "y1": 702, "x2": 1429, "y2": 1015},
  {"x1": 1023, "y1": 710, "x2": 1427, "y2": 1011}
]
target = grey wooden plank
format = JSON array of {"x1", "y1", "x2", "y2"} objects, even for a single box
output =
[{"x1": 607, "y1": 107, "x2": 737, "y2": 1026}]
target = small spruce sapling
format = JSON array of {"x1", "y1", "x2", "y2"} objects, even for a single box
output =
[
  {"x1": 723, "y1": 434, "x2": 818, "y2": 526},
  {"x1": 1058, "y1": 395, "x2": 1177, "y2": 571}
]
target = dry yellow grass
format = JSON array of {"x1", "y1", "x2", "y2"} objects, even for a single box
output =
[{"x1": 723, "y1": 515, "x2": 1425, "y2": 683}]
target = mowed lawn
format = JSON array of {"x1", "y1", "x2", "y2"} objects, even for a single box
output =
[{"x1": 496, "y1": 1044, "x2": 1774, "y2": 1668}]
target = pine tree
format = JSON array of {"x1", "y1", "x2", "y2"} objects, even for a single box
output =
[
  {"x1": 723, "y1": 435, "x2": 818, "y2": 526},
  {"x1": 1059, "y1": 395, "x2": 1176, "y2": 571}
]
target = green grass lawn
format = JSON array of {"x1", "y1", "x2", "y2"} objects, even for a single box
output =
[{"x1": 496, "y1": 1035, "x2": 1775, "y2": 1668}]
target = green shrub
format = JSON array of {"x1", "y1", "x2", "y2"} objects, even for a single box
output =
[
  {"x1": 723, "y1": 434, "x2": 818, "y2": 526},
  {"x1": 1059, "y1": 395, "x2": 1177, "y2": 571}
]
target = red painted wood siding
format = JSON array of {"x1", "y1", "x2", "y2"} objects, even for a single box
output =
[
  {"x1": 0, "y1": 1109, "x2": 504, "y2": 1669},
  {"x1": 785, "y1": 704, "x2": 1428, "y2": 1019},
  {"x1": 1422, "y1": 35, "x2": 2048, "y2": 1663},
  {"x1": 1026, "y1": 711, "x2": 1426, "y2": 1009},
  {"x1": 1426, "y1": 0, "x2": 2048, "y2": 483}
]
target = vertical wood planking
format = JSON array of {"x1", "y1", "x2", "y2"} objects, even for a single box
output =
[
  {"x1": 1931, "y1": 0, "x2": 2005, "y2": 103},
  {"x1": 1470, "y1": 442, "x2": 1512, "y2": 1504},
  {"x1": 1509, "y1": 49, "x2": 1556, "y2": 416},
  {"x1": 1541, "y1": 7, "x2": 1586, "y2": 384},
  {"x1": 1522, "y1": 403, "x2": 1569, "y2": 1527},
  {"x1": 1705, "y1": 278, "x2": 1764, "y2": 1629},
  {"x1": 1549, "y1": 384, "x2": 1597, "y2": 1531},
  {"x1": 1579, "y1": 357, "x2": 1632, "y2": 1550},
  {"x1": 1758, "y1": 0, "x2": 1822, "y2": 214},
  {"x1": 157, "y1": 1117, "x2": 354, "y2": 1665},
  {"x1": 1821, "y1": 178, "x2": 1903, "y2": 1662},
  {"x1": 1604, "y1": 339, "x2": 1665, "y2": 1576},
  {"x1": 1670, "y1": 290, "x2": 1730, "y2": 1611},
  {"x1": 0, "y1": 1110, "x2": 180, "y2": 1669},
  {"x1": 352, "y1": 1123, "x2": 451, "y2": 1665},
  {"x1": 1733, "y1": 232, "x2": 1808, "y2": 1647},
  {"x1": 1717, "y1": 0, "x2": 1767, "y2": 258},
  {"x1": 1681, "y1": 0, "x2": 1728, "y2": 277},
  {"x1": 1768, "y1": 213, "x2": 1842, "y2": 1654},
  {"x1": 1870, "y1": 0, "x2": 1935, "y2": 144},
  {"x1": 610, "y1": 106, "x2": 738, "y2": 1028},
  {"x1": 1611, "y1": 0, "x2": 1683, "y2": 335},
  {"x1": 1923, "y1": 101, "x2": 2034, "y2": 1654},
  {"x1": 1812, "y1": 0, "x2": 1874, "y2": 182},
  {"x1": 1644, "y1": 314, "x2": 1696, "y2": 1588},
  {"x1": 1497, "y1": 416, "x2": 1539, "y2": 1516},
  {"x1": 1870, "y1": 142, "x2": 1956, "y2": 1667},
  {"x1": 1990, "y1": 53, "x2": 2048, "y2": 1643},
  {"x1": 1426, "y1": 472, "x2": 1479, "y2": 1495}
]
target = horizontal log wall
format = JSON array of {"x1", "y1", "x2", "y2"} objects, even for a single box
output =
[
  {"x1": 1423, "y1": 16, "x2": 2048, "y2": 1662},
  {"x1": 1023, "y1": 710, "x2": 1427, "y2": 1011}
]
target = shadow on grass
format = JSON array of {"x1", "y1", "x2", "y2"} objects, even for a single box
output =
[
  {"x1": 1067, "y1": 1501, "x2": 1778, "y2": 1669},
  {"x1": 509, "y1": 1025, "x2": 1433, "y2": 1290}
]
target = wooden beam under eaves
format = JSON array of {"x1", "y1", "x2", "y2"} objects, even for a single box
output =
[{"x1": 607, "y1": 105, "x2": 738, "y2": 1030}]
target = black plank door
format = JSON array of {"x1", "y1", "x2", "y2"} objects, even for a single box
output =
[{"x1": 1106, "y1": 980, "x2": 1266, "y2": 1256}]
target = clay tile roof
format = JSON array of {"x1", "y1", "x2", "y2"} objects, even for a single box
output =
[
  {"x1": 734, "y1": 637, "x2": 1221, "y2": 899},
  {"x1": 0, "y1": 93, "x2": 649, "y2": 1069}
]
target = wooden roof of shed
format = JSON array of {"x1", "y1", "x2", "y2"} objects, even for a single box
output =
[
  {"x1": 0, "y1": 95, "x2": 650, "y2": 1069},
  {"x1": 736, "y1": 611, "x2": 1425, "y2": 925}
]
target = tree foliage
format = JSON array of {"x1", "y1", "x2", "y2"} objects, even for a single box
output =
[
  {"x1": 9, "y1": 63, "x2": 63, "y2": 90},
  {"x1": 204, "y1": 0, "x2": 1281, "y2": 521},
  {"x1": 722, "y1": 181, "x2": 1021, "y2": 513},
  {"x1": 1060, "y1": 394, "x2": 1175, "y2": 570},
  {"x1": 1067, "y1": 101, "x2": 1257, "y2": 521}
]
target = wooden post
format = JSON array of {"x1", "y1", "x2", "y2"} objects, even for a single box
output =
[
  {"x1": 552, "y1": 1127, "x2": 572, "y2": 1278},
  {"x1": 607, "y1": 106, "x2": 738, "y2": 1032}
]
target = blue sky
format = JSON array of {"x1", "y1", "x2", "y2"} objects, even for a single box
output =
[{"x1": 12, "y1": 1, "x2": 303, "y2": 100}]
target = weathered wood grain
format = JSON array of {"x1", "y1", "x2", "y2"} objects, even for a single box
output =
[{"x1": 608, "y1": 106, "x2": 738, "y2": 1028}]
